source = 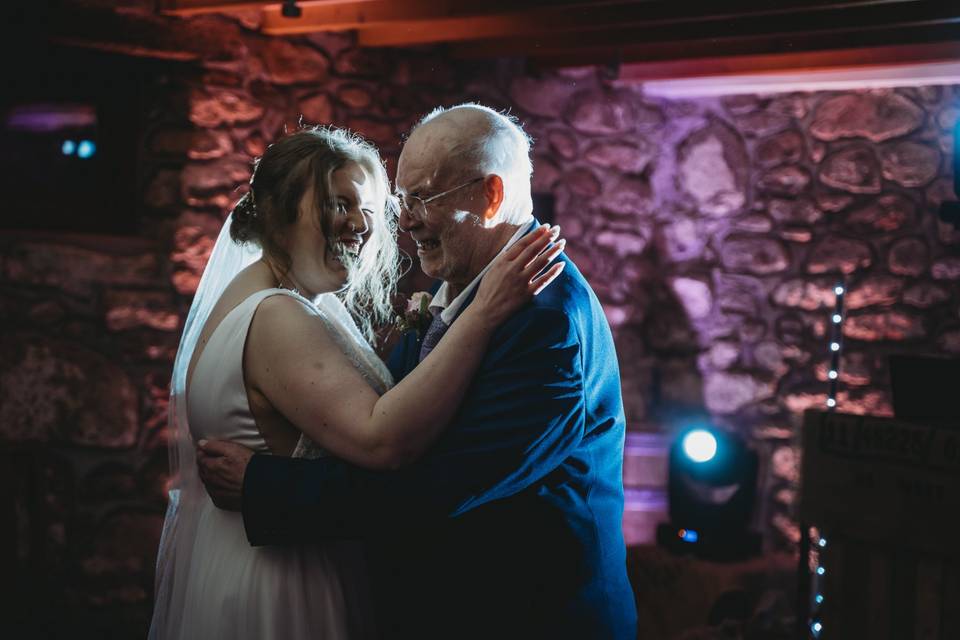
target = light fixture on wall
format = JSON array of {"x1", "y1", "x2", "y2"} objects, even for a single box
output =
[
  {"x1": 281, "y1": 0, "x2": 302, "y2": 18},
  {"x1": 657, "y1": 425, "x2": 761, "y2": 560}
]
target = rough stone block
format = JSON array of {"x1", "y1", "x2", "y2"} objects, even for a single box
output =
[
  {"x1": 844, "y1": 194, "x2": 915, "y2": 233},
  {"x1": 704, "y1": 371, "x2": 772, "y2": 414},
  {"x1": 843, "y1": 311, "x2": 925, "y2": 341},
  {"x1": 255, "y1": 38, "x2": 329, "y2": 85},
  {"x1": 845, "y1": 275, "x2": 904, "y2": 309},
  {"x1": 810, "y1": 92, "x2": 924, "y2": 142},
  {"x1": 584, "y1": 139, "x2": 657, "y2": 174},
  {"x1": 886, "y1": 237, "x2": 929, "y2": 276},
  {"x1": 880, "y1": 140, "x2": 941, "y2": 187},
  {"x1": 755, "y1": 129, "x2": 805, "y2": 168},
  {"x1": 721, "y1": 236, "x2": 790, "y2": 275},
  {"x1": 0, "y1": 334, "x2": 138, "y2": 448},
  {"x1": 758, "y1": 165, "x2": 811, "y2": 197},
  {"x1": 771, "y1": 278, "x2": 836, "y2": 310},
  {"x1": 818, "y1": 145, "x2": 882, "y2": 194},
  {"x1": 509, "y1": 76, "x2": 579, "y2": 118},
  {"x1": 806, "y1": 236, "x2": 873, "y2": 274},
  {"x1": 902, "y1": 282, "x2": 951, "y2": 308},
  {"x1": 766, "y1": 198, "x2": 823, "y2": 225},
  {"x1": 564, "y1": 88, "x2": 662, "y2": 135},
  {"x1": 931, "y1": 257, "x2": 960, "y2": 280},
  {"x1": 104, "y1": 291, "x2": 180, "y2": 332},
  {"x1": 5, "y1": 243, "x2": 161, "y2": 295},
  {"x1": 678, "y1": 122, "x2": 748, "y2": 216},
  {"x1": 189, "y1": 90, "x2": 264, "y2": 128}
]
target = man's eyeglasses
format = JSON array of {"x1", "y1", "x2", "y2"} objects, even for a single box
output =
[{"x1": 396, "y1": 176, "x2": 485, "y2": 220}]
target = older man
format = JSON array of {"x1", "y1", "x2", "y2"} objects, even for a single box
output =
[{"x1": 199, "y1": 104, "x2": 637, "y2": 638}]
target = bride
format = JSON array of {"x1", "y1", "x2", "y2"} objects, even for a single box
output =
[{"x1": 147, "y1": 126, "x2": 563, "y2": 639}]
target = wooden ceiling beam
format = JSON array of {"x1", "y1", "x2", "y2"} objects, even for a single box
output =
[
  {"x1": 161, "y1": 0, "x2": 620, "y2": 20},
  {"x1": 158, "y1": 0, "x2": 268, "y2": 16},
  {"x1": 258, "y1": 0, "x2": 504, "y2": 35},
  {"x1": 169, "y1": 0, "x2": 931, "y2": 39},
  {"x1": 356, "y1": 1, "x2": 959, "y2": 48},
  {"x1": 451, "y1": 7, "x2": 960, "y2": 63}
]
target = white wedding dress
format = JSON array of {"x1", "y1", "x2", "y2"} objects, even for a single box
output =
[{"x1": 149, "y1": 284, "x2": 394, "y2": 639}]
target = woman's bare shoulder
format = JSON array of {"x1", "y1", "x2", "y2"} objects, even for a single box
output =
[{"x1": 248, "y1": 292, "x2": 340, "y2": 355}]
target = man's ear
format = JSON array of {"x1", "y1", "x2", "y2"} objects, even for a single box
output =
[{"x1": 482, "y1": 174, "x2": 504, "y2": 221}]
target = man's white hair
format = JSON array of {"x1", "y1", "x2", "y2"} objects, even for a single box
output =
[{"x1": 415, "y1": 103, "x2": 534, "y2": 225}]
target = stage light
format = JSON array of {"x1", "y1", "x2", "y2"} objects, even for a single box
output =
[
  {"x1": 830, "y1": 342, "x2": 840, "y2": 352},
  {"x1": 812, "y1": 621, "x2": 823, "y2": 636},
  {"x1": 817, "y1": 566, "x2": 826, "y2": 575},
  {"x1": 678, "y1": 528, "x2": 699, "y2": 543},
  {"x1": 834, "y1": 285, "x2": 845, "y2": 295},
  {"x1": 818, "y1": 537, "x2": 827, "y2": 548},
  {"x1": 682, "y1": 429, "x2": 717, "y2": 463},
  {"x1": 832, "y1": 313, "x2": 842, "y2": 323},
  {"x1": 61, "y1": 139, "x2": 76, "y2": 155},
  {"x1": 826, "y1": 398, "x2": 836, "y2": 408},
  {"x1": 77, "y1": 140, "x2": 96, "y2": 159},
  {"x1": 815, "y1": 594, "x2": 824, "y2": 604},
  {"x1": 658, "y1": 425, "x2": 760, "y2": 559},
  {"x1": 828, "y1": 370, "x2": 838, "y2": 380}
]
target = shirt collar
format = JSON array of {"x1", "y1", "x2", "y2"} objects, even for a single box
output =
[{"x1": 430, "y1": 220, "x2": 536, "y2": 325}]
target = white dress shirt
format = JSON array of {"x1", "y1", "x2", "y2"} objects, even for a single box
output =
[{"x1": 429, "y1": 219, "x2": 536, "y2": 325}]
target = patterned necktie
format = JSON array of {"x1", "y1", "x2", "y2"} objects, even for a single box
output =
[{"x1": 418, "y1": 310, "x2": 450, "y2": 362}]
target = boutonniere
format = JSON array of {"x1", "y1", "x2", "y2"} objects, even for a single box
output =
[{"x1": 395, "y1": 291, "x2": 434, "y2": 339}]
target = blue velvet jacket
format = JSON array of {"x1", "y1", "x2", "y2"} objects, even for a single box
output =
[{"x1": 242, "y1": 235, "x2": 637, "y2": 639}]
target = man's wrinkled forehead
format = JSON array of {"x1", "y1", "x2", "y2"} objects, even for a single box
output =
[{"x1": 397, "y1": 121, "x2": 458, "y2": 194}]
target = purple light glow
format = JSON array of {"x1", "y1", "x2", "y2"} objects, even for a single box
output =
[{"x1": 5, "y1": 104, "x2": 97, "y2": 132}]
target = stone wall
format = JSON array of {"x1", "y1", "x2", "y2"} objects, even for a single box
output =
[
  {"x1": 512, "y1": 79, "x2": 960, "y2": 550},
  {"x1": 1, "y1": 8, "x2": 958, "y2": 637}
]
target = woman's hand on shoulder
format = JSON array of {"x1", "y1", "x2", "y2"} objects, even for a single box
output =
[{"x1": 472, "y1": 223, "x2": 566, "y2": 327}]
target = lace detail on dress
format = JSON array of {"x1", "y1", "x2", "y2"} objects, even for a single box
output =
[{"x1": 288, "y1": 291, "x2": 394, "y2": 461}]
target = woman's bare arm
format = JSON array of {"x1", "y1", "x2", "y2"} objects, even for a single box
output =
[{"x1": 247, "y1": 225, "x2": 565, "y2": 470}]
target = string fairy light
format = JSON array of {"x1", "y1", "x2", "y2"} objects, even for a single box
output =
[
  {"x1": 826, "y1": 280, "x2": 845, "y2": 412},
  {"x1": 801, "y1": 279, "x2": 847, "y2": 639},
  {"x1": 806, "y1": 281, "x2": 845, "y2": 638},
  {"x1": 807, "y1": 526, "x2": 828, "y2": 638}
]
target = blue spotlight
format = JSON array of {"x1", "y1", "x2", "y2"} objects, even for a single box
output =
[
  {"x1": 682, "y1": 429, "x2": 718, "y2": 463},
  {"x1": 62, "y1": 140, "x2": 76, "y2": 155},
  {"x1": 678, "y1": 528, "x2": 699, "y2": 543},
  {"x1": 77, "y1": 140, "x2": 96, "y2": 159},
  {"x1": 659, "y1": 425, "x2": 761, "y2": 559}
]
